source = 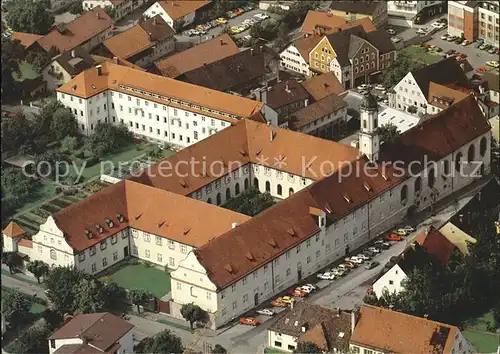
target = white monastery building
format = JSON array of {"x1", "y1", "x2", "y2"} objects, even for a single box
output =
[{"x1": 23, "y1": 90, "x2": 491, "y2": 329}]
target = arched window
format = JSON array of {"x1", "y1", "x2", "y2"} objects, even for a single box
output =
[
  {"x1": 400, "y1": 185, "x2": 408, "y2": 205},
  {"x1": 289, "y1": 188, "x2": 294, "y2": 196},
  {"x1": 254, "y1": 178, "x2": 259, "y2": 189},
  {"x1": 50, "y1": 249, "x2": 57, "y2": 260},
  {"x1": 467, "y1": 144, "x2": 475, "y2": 163},
  {"x1": 225, "y1": 188, "x2": 231, "y2": 200},
  {"x1": 216, "y1": 193, "x2": 221, "y2": 205},
  {"x1": 235, "y1": 183, "x2": 240, "y2": 195},
  {"x1": 414, "y1": 176, "x2": 422, "y2": 193},
  {"x1": 207, "y1": 198, "x2": 212, "y2": 204},
  {"x1": 265, "y1": 181, "x2": 271, "y2": 192},
  {"x1": 428, "y1": 168, "x2": 435, "y2": 188},
  {"x1": 244, "y1": 178, "x2": 249, "y2": 190},
  {"x1": 443, "y1": 159, "x2": 450, "y2": 176},
  {"x1": 455, "y1": 152, "x2": 463, "y2": 172},
  {"x1": 480, "y1": 137, "x2": 487, "y2": 157},
  {"x1": 277, "y1": 184, "x2": 282, "y2": 196}
]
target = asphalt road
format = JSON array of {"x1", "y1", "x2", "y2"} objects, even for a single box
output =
[{"x1": 1, "y1": 272, "x2": 47, "y2": 300}]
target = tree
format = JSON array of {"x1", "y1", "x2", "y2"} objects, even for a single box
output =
[
  {"x1": 6, "y1": 0, "x2": 54, "y2": 35},
  {"x1": 44, "y1": 266, "x2": 89, "y2": 312},
  {"x1": 129, "y1": 289, "x2": 151, "y2": 313},
  {"x1": 60, "y1": 136, "x2": 80, "y2": 155},
  {"x1": 5, "y1": 323, "x2": 52, "y2": 354},
  {"x1": 382, "y1": 51, "x2": 424, "y2": 88},
  {"x1": 102, "y1": 281, "x2": 128, "y2": 312},
  {"x1": 73, "y1": 278, "x2": 107, "y2": 314},
  {"x1": 1, "y1": 168, "x2": 40, "y2": 219},
  {"x1": 51, "y1": 107, "x2": 78, "y2": 140},
  {"x1": 135, "y1": 330, "x2": 183, "y2": 354},
  {"x1": 1, "y1": 37, "x2": 25, "y2": 102},
  {"x1": 41, "y1": 308, "x2": 64, "y2": 330},
  {"x1": 27, "y1": 260, "x2": 49, "y2": 283},
  {"x1": 69, "y1": 1, "x2": 84, "y2": 14},
  {"x1": 1, "y1": 111, "x2": 34, "y2": 152},
  {"x1": 26, "y1": 51, "x2": 51, "y2": 72},
  {"x1": 293, "y1": 341, "x2": 322, "y2": 353},
  {"x1": 1, "y1": 288, "x2": 32, "y2": 328},
  {"x1": 180, "y1": 303, "x2": 207, "y2": 330},
  {"x1": 212, "y1": 344, "x2": 227, "y2": 354},
  {"x1": 2, "y1": 251, "x2": 24, "y2": 274},
  {"x1": 376, "y1": 123, "x2": 401, "y2": 145},
  {"x1": 85, "y1": 122, "x2": 133, "y2": 158}
]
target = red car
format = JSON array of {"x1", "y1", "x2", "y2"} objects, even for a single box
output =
[
  {"x1": 384, "y1": 233, "x2": 402, "y2": 241},
  {"x1": 240, "y1": 317, "x2": 259, "y2": 326},
  {"x1": 289, "y1": 288, "x2": 308, "y2": 297}
]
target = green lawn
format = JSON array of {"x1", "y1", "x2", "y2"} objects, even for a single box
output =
[
  {"x1": 465, "y1": 310, "x2": 495, "y2": 332},
  {"x1": 109, "y1": 263, "x2": 171, "y2": 298},
  {"x1": 402, "y1": 45, "x2": 443, "y2": 65},
  {"x1": 12, "y1": 61, "x2": 40, "y2": 82},
  {"x1": 264, "y1": 348, "x2": 288, "y2": 354},
  {"x1": 463, "y1": 330, "x2": 499, "y2": 353},
  {"x1": 30, "y1": 302, "x2": 45, "y2": 314},
  {"x1": 16, "y1": 181, "x2": 57, "y2": 214}
]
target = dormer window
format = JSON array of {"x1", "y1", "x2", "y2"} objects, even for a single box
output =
[
  {"x1": 116, "y1": 213, "x2": 125, "y2": 223},
  {"x1": 85, "y1": 229, "x2": 93, "y2": 239},
  {"x1": 95, "y1": 224, "x2": 104, "y2": 234}
]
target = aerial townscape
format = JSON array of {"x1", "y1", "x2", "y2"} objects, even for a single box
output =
[{"x1": 1, "y1": 0, "x2": 500, "y2": 353}]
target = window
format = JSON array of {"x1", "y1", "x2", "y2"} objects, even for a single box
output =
[
  {"x1": 414, "y1": 176, "x2": 422, "y2": 193},
  {"x1": 50, "y1": 249, "x2": 57, "y2": 260},
  {"x1": 400, "y1": 185, "x2": 408, "y2": 204},
  {"x1": 181, "y1": 245, "x2": 187, "y2": 253},
  {"x1": 100, "y1": 241, "x2": 107, "y2": 251},
  {"x1": 207, "y1": 292, "x2": 212, "y2": 300},
  {"x1": 145, "y1": 249, "x2": 150, "y2": 258},
  {"x1": 157, "y1": 253, "x2": 163, "y2": 262},
  {"x1": 232, "y1": 284, "x2": 236, "y2": 292},
  {"x1": 90, "y1": 246, "x2": 96, "y2": 256},
  {"x1": 144, "y1": 234, "x2": 151, "y2": 242},
  {"x1": 306, "y1": 239, "x2": 311, "y2": 247},
  {"x1": 277, "y1": 184, "x2": 282, "y2": 195},
  {"x1": 133, "y1": 246, "x2": 138, "y2": 255},
  {"x1": 243, "y1": 294, "x2": 248, "y2": 303},
  {"x1": 91, "y1": 263, "x2": 97, "y2": 272},
  {"x1": 480, "y1": 137, "x2": 487, "y2": 157},
  {"x1": 467, "y1": 144, "x2": 475, "y2": 162},
  {"x1": 455, "y1": 152, "x2": 463, "y2": 172},
  {"x1": 428, "y1": 168, "x2": 435, "y2": 188},
  {"x1": 78, "y1": 252, "x2": 85, "y2": 262},
  {"x1": 169, "y1": 257, "x2": 175, "y2": 266},
  {"x1": 296, "y1": 245, "x2": 301, "y2": 253},
  {"x1": 113, "y1": 251, "x2": 118, "y2": 261},
  {"x1": 275, "y1": 274, "x2": 281, "y2": 284},
  {"x1": 306, "y1": 256, "x2": 311, "y2": 264},
  {"x1": 102, "y1": 257, "x2": 107, "y2": 267},
  {"x1": 111, "y1": 235, "x2": 117, "y2": 244},
  {"x1": 156, "y1": 236, "x2": 162, "y2": 246},
  {"x1": 176, "y1": 282, "x2": 182, "y2": 290},
  {"x1": 242, "y1": 277, "x2": 248, "y2": 285},
  {"x1": 232, "y1": 301, "x2": 237, "y2": 310}
]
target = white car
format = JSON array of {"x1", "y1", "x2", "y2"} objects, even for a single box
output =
[
  {"x1": 441, "y1": 34, "x2": 449, "y2": 40},
  {"x1": 357, "y1": 84, "x2": 369, "y2": 91},
  {"x1": 432, "y1": 22, "x2": 445, "y2": 29},
  {"x1": 337, "y1": 264, "x2": 350, "y2": 271},
  {"x1": 332, "y1": 268, "x2": 347, "y2": 276},
  {"x1": 386, "y1": 28, "x2": 396, "y2": 35},
  {"x1": 317, "y1": 272, "x2": 336, "y2": 280},
  {"x1": 256, "y1": 309, "x2": 275, "y2": 316},
  {"x1": 390, "y1": 36, "x2": 402, "y2": 43},
  {"x1": 357, "y1": 254, "x2": 371, "y2": 261},
  {"x1": 416, "y1": 28, "x2": 428, "y2": 35},
  {"x1": 347, "y1": 256, "x2": 364, "y2": 264},
  {"x1": 303, "y1": 283, "x2": 317, "y2": 290},
  {"x1": 374, "y1": 84, "x2": 385, "y2": 91},
  {"x1": 368, "y1": 247, "x2": 381, "y2": 254},
  {"x1": 396, "y1": 228, "x2": 409, "y2": 236},
  {"x1": 403, "y1": 225, "x2": 416, "y2": 233},
  {"x1": 300, "y1": 285, "x2": 315, "y2": 293}
]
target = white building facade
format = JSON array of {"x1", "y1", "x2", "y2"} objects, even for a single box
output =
[
  {"x1": 390, "y1": 72, "x2": 428, "y2": 114},
  {"x1": 83, "y1": 0, "x2": 146, "y2": 21},
  {"x1": 279, "y1": 44, "x2": 311, "y2": 77},
  {"x1": 477, "y1": 1, "x2": 500, "y2": 45},
  {"x1": 388, "y1": 1, "x2": 446, "y2": 27},
  {"x1": 372, "y1": 263, "x2": 408, "y2": 298}
]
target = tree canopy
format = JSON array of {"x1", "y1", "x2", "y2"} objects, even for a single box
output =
[
  {"x1": 1, "y1": 168, "x2": 41, "y2": 220},
  {"x1": 382, "y1": 50, "x2": 425, "y2": 88},
  {"x1": 6, "y1": 0, "x2": 54, "y2": 35},
  {"x1": 134, "y1": 330, "x2": 184, "y2": 354},
  {"x1": 72, "y1": 278, "x2": 107, "y2": 314},
  {"x1": 1, "y1": 37, "x2": 25, "y2": 102},
  {"x1": 212, "y1": 344, "x2": 227, "y2": 354},
  {"x1": 27, "y1": 260, "x2": 50, "y2": 283},
  {"x1": 293, "y1": 341, "x2": 322, "y2": 353},
  {"x1": 5, "y1": 323, "x2": 52, "y2": 354},
  {"x1": 44, "y1": 266, "x2": 90, "y2": 312},
  {"x1": 180, "y1": 303, "x2": 207, "y2": 330},
  {"x1": 1, "y1": 288, "x2": 32, "y2": 328},
  {"x1": 223, "y1": 188, "x2": 276, "y2": 216},
  {"x1": 129, "y1": 289, "x2": 152, "y2": 313},
  {"x1": 376, "y1": 122, "x2": 401, "y2": 145},
  {"x1": 85, "y1": 122, "x2": 134, "y2": 158}
]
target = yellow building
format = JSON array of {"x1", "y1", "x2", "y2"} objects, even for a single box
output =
[{"x1": 328, "y1": 1, "x2": 388, "y2": 27}]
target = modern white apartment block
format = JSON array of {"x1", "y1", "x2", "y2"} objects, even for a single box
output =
[
  {"x1": 388, "y1": 1, "x2": 446, "y2": 27},
  {"x1": 25, "y1": 92, "x2": 491, "y2": 329},
  {"x1": 83, "y1": 0, "x2": 146, "y2": 21},
  {"x1": 477, "y1": 1, "x2": 500, "y2": 45},
  {"x1": 56, "y1": 61, "x2": 276, "y2": 148}
]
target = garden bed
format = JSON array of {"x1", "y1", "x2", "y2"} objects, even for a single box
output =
[
  {"x1": 50, "y1": 198, "x2": 73, "y2": 209},
  {"x1": 40, "y1": 203, "x2": 61, "y2": 214}
]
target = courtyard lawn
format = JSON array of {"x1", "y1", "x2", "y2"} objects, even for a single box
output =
[
  {"x1": 30, "y1": 302, "x2": 45, "y2": 314},
  {"x1": 110, "y1": 263, "x2": 171, "y2": 298},
  {"x1": 12, "y1": 61, "x2": 39, "y2": 82},
  {"x1": 464, "y1": 310, "x2": 495, "y2": 332},
  {"x1": 402, "y1": 45, "x2": 443, "y2": 65},
  {"x1": 463, "y1": 330, "x2": 499, "y2": 353}
]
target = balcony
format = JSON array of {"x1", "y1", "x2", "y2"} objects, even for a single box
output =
[{"x1": 394, "y1": 1, "x2": 417, "y2": 7}]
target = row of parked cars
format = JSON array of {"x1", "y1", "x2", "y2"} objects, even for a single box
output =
[
  {"x1": 229, "y1": 13, "x2": 270, "y2": 34},
  {"x1": 182, "y1": 4, "x2": 256, "y2": 36}
]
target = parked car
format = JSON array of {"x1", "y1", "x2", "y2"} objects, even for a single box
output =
[
  {"x1": 357, "y1": 253, "x2": 371, "y2": 261},
  {"x1": 281, "y1": 296, "x2": 295, "y2": 304},
  {"x1": 290, "y1": 288, "x2": 308, "y2": 297},
  {"x1": 438, "y1": 18, "x2": 448, "y2": 23},
  {"x1": 364, "y1": 261, "x2": 380, "y2": 270},
  {"x1": 447, "y1": 35, "x2": 457, "y2": 42},
  {"x1": 454, "y1": 37, "x2": 463, "y2": 44},
  {"x1": 317, "y1": 272, "x2": 336, "y2": 280},
  {"x1": 396, "y1": 228, "x2": 408, "y2": 236},
  {"x1": 390, "y1": 36, "x2": 402, "y2": 43},
  {"x1": 374, "y1": 84, "x2": 385, "y2": 91},
  {"x1": 332, "y1": 268, "x2": 347, "y2": 277},
  {"x1": 347, "y1": 256, "x2": 364, "y2": 264},
  {"x1": 299, "y1": 286, "x2": 314, "y2": 294},
  {"x1": 271, "y1": 298, "x2": 287, "y2": 307},
  {"x1": 384, "y1": 233, "x2": 402, "y2": 241},
  {"x1": 441, "y1": 34, "x2": 449, "y2": 40},
  {"x1": 461, "y1": 40, "x2": 471, "y2": 46},
  {"x1": 487, "y1": 61, "x2": 499, "y2": 68},
  {"x1": 340, "y1": 262, "x2": 356, "y2": 269},
  {"x1": 374, "y1": 240, "x2": 391, "y2": 249},
  {"x1": 301, "y1": 284, "x2": 317, "y2": 292},
  {"x1": 476, "y1": 67, "x2": 486, "y2": 73},
  {"x1": 367, "y1": 246, "x2": 381, "y2": 254},
  {"x1": 488, "y1": 47, "x2": 498, "y2": 54},
  {"x1": 403, "y1": 225, "x2": 416, "y2": 233},
  {"x1": 256, "y1": 309, "x2": 274, "y2": 316},
  {"x1": 240, "y1": 317, "x2": 259, "y2": 326},
  {"x1": 416, "y1": 28, "x2": 427, "y2": 35},
  {"x1": 357, "y1": 84, "x2": 370, "y2": 91},
  {"x1": 386, "y1": 28, "x2": 396, "y2": 35}
]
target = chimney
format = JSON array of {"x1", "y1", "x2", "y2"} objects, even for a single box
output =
[
  {"x1": 460, "y1": 63, "x2": 465, "y2": 71},
  {"x1": 269, "y1": 127, "x2": 275, "y2": 142},
  {"x1": 479, "y1": 84, "x2": 485, "y2": 94},
  {"x1": 251, "y1": 48, "x2": 254, "y2": 56},
  {"x1": 113, "y1": 56, "x2": 118, "y2": 64},
  {"x1": 96, "y1": 65, "x2": 102, "y2": 76},
  {"x1": 97, "y1": 11, "x2": 100, "y2": 19},
  {"x1": 260, "y1": 45, "x2": 263, "y2": 52},
  {"x1": 232, "y1": 222, "x2": 238, "y2": 229},
  {"x1": 71, "y1": 50, "x2": 76, "y2": 58},
  {"x1": 220, "y1": 39, "x2": 224, "y2": 46},
  {"x1": 153, "y1": 16, "x2": 157, "y2": 25}
]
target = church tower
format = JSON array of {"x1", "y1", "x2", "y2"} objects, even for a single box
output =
[{"x1": 358, "y1": 92, "x2": 380, "y2": 162}]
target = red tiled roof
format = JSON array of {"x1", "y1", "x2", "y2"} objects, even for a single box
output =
[
  {"x1": 2, "y1": 221, "x2": 25, "y2": 237},
  {"x1": 415, "y1": 227, "x2": 456, "y2": 264},
  {"x1": 11, "y1": 32, "x2": 43, "y2": 48},
  {"x1": 17, "y1": 239, "x2": 33, "y2": 248},
  {"x1": 156, "y1": 0, "x2": 211, "y2": 21}
]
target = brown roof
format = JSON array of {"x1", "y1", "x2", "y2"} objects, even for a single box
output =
[
  {"x1": 329, "y1": 1, "x2": 384, "y2": 15},
  {"x1": 52, "y1": 180, "x2": 250, "y2": 251},
  {"x1": 194, "y1": 95, "x2": 489, "y2": 289},
  {"x1": 52, "y1": 343, "x2": 102, "y2": 354},
  {"x1": 154, "y1": 34, "x2": 239, "y2": 78},
  {"x1": 415, "y1": 227, "x2": 456, "y2": 265},
  {"x1": 56, "y1": 61, "x2": 264, "y2": 120},
  {"x1": 302, "y1": 72, "x2": 346, "y2": 101},
  {"x1": 156, "y1": 0, "x2": 211, "y2": 21},
  {"x1": 293, "y1": 35, "x2": 322, "y2": 61},
  {"x1": 380, "y1": 95, "x2": 490, "y2": 167},
  {"x1": 49, "y1": 313, "x2": 133, "y2": 352},
  {"x1": 11, "y1": 32, "x2": 43, "y2": 48},
  {"x1": 103, "y1": 15, "x2": 173, "y2": 60},
  {"x1": 301, "y1": 11, "x2": 376, "y2": 34},
  {"x1": 17, "y1": 239, "x2": 33, "y2": 248},
  {"x1": 351, "y1": 305, "x2": 457, "y2": 353},
  {"x1": 53, "y1": 48, "x2": 96, "y2": 77},
  {"x1": 2, "y1": 221, "x2": 25, "y2": 237},
  {"x1": 131, "y1": 119, "x2": 360, "y2": 195},
  {"x1": 290, "y1": 93, "x2": 347, "y2": 130},
  {"x1": 270, "y1": 302, "x2": 352, "y2": 352},
  {"x1": 91, "y1": 55, "x2": 146, "y2": 71},
  {"x1": 266, "y1": 79, "x2": 310, "y2": 110},
  {"x1": 36, "y1": 8, "x2": 114, "y2": 53},
  {"x1": 427, "y1": 82, "x2": 469, "y2": 109}
]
